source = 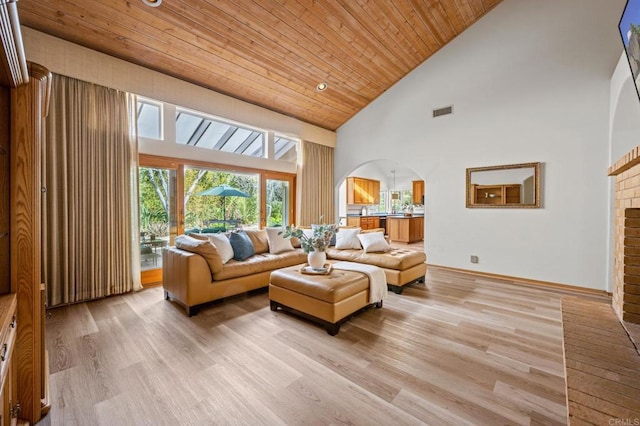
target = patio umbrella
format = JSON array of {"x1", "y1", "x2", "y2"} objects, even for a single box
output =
[{"x1": 197, "y1": 184, "x2": 250, "y2": 221}]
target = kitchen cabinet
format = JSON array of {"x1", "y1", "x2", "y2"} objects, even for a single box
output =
[
  {"x1": 412, "y1": 180, "x2": 424, "y2": 205},
  {"x1": 346, "y1": 177, "x2": 380, "y2": 205},
  {"x1": 471, "y1": 184, "x2": 521, "y2": 206},
  {"x1": 387, "y1": 216, "x2": 424, "y2": 243},
  {"x1": 346, "y1": 216, "x2": 380, "y2": 230}
]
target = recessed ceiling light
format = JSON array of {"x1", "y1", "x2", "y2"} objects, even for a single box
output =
[
  {"x1": 315, "y1": 82, "x2": 328, "y2": 92},
  {"x1": 142, "y1": 0, "x2": 162, "y2": 7}
]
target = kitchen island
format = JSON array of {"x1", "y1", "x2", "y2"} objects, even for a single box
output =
[{"x1": 387, "y1": 215, "x2": 424, "y2": 243}]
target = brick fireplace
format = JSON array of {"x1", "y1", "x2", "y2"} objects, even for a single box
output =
[{"x1": 609, "y1": 146, "x2": 640, "y2": 324}]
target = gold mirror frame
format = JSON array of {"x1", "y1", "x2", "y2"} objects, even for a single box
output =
[{"x1": 466, "y1": 162, "x2": 541, "y2": 208}]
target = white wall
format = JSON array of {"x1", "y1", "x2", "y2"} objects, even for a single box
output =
[
  {"x1": 607, "y1": 55, "x2": 640, "y2": 292},
  {"x1": 609, "y1": 55, "x2": 640, "y2": 164},
  {"x1": 336, "y1": 0, "x2": 626, "y2": 290}
]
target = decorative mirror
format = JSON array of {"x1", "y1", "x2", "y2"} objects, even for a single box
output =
[{"x1": 466, "y1": 162, "x2": 541, "y2": 208}]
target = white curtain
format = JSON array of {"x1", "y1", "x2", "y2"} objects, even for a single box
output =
[{"x1": 42, "y1": 74, "x2": 140, "y2": 307}]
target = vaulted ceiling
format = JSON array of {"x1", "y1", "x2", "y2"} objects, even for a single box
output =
[{"x1": 17, "y1": 0, "x2": 502, "y2": 131}]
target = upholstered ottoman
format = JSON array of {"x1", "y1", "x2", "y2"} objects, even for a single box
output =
[{"x1": 269, "y1": 264, "x2": 383, "y2": 335}]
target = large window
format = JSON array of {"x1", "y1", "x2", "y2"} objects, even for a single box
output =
[
  {"x1": 184, "y1": 167, "x2": 259, "y2": 232},
  {"x1": 135, "y1": 97, "x2": 299, "y2": 283},
  {"x1": 136, "y1": 99, "x2": 299, "y2": 163},
  {"x1": 175, "y1": 108, "x2": 265, "y2": 158}
]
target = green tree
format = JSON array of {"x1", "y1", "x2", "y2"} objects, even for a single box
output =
[{"x1": 183, "y1": 168, "x2": 259, "y2": 229}]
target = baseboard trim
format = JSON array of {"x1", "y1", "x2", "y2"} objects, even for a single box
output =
[{"x1": 427, "y1": 264, "x2": 611, "y2": 299}]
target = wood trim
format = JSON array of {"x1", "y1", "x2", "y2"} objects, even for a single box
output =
[
  {"x1": 138, "y1": 154, "x2": 180, "y2": 170},
  {"x1": 141, "y1": 269, "x2": 162, "y2": 287},
  {"x1": 428, "y1": 264, "x2": 611, "y2": 299},
  {"x1": 0, "y1": 86, "x2": 9, "y2": 295},
  {"x1": 11, "y1": 61, "x2": 50, "y2": 424}
]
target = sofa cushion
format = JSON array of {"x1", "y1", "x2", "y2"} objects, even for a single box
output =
[
  {"x1": 326, "y1": 247, "x2": 426, "y2": 271},
  {"x1": 190, "y1": 232, "x2": 234, "y2": 264},
  {"x1": 174, "y1": 235, "x2": 223, "y2": 275},
  {"x1": 266, "y1": 227, "x2": 294, "y2": 254},
  {"x1": 357, "y1": 231, "x2": 390, "y2": 253},
  {"x1": 229, "y1": 231, "x2": 255, "y2": 261},
  {"x1": 213, "y1": 249, "x2": 307, "y2": 281},
  {"x1": 245, "y1": 229, "x2": 269, "y2": 254},
  {"x1": 335, "y1": 227, "x2": 362, "y2": 250}
]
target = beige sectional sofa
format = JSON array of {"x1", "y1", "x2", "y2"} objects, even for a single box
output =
[{"x1": 162, "y1": 228, "x2": 426, "y2": 316}]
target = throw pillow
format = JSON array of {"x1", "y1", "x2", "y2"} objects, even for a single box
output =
[
  {"x1": 244, "y1": 229, "x2": 269, "y2": 254},
  {"x1": 229, "y1": 230, "x2": 255, "y2": 261},
  {"x1": 334, "y1": 227, "x2": 362, "y2": 250},
  {"x1": 175, "y1": 235, "x2": 223, "y2": 275},
  {"x1": 265, "y1": 227, "x2": 294, "y2": 254},
  {"x1": 207, "y1": 233, "x2": 234, "y2": 264},
  {"x1": 357, "y1": 231, "x2": 390, "y2": 253}
]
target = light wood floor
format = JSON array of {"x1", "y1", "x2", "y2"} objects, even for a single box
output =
[
  {"x1": 561, "y1": 298, "x2": 640, "y2": 423},
  {"x1": 38, "y1": 268, "x2": 607, "y2": 426}
]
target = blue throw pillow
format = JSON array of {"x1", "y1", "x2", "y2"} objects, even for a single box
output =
[{"x1": 229, "y1": 230, "x2": 255, "y2": 261}]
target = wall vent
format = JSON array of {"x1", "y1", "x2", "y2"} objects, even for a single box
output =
[{"x1": 433, "y1": 105, "x2": 453, "y2": 118}]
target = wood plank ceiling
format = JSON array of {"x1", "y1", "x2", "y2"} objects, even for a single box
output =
[{"x1": 17, "y1": 0, "x2": 502, "y2": 131}]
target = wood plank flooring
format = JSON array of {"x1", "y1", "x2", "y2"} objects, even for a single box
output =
[
  {"x1": 38, "y1": 268, "x2": 609, "y2": 425},
  {"x1": 561, "y1": 298, "x2": 640, "y2": 424}
]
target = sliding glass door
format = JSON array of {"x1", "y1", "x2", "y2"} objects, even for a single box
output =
[{"x1": 138, "y1": 165, "x2": 177, "y2": 284}]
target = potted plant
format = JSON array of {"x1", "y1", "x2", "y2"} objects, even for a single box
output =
[{"x1": 279, "y1": 221, "x2": 338, "y2": 269}]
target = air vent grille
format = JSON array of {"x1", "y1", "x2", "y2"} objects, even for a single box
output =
[{"x1": 433, "y1": 105, "x2": 453, "y2": 118}]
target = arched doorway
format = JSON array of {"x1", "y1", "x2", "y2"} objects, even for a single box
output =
[{"x1": 336, "y1": 160, "x2": 425, "y2": 248}]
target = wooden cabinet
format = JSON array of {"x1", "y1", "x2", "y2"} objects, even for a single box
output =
[
  {"x1": 471, "y1": 184, "x2": 521, "y2": 206},
  {"x1": 346, "y1": 177, "x2": 380, "y2": 205},
  {"x1": 0, "y1": 295, "x2": 16, "y2": 426},
  {"x1": 387, "y1": 216, "x2": 424, "y2": 243},
  {"x1": 412, "y1": 180, "x2": 424, "y2": 205},
  {"x1": 346, "y1": 216, "x2": 380, "y2": 230},
  {"x1": 361, "y1": 217, "x2": 380, "y2": 230},
  {"x1": 369, "y1": 180, "x2": 380, "y2": 204}
]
